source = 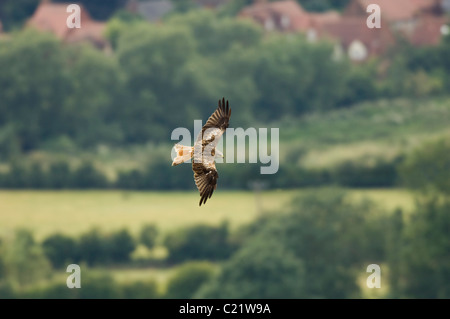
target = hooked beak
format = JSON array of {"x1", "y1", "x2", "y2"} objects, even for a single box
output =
[{"x1": 215, "y1": 149, "x2": 224, "y2": 158}]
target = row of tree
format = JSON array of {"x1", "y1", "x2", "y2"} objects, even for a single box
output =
[
  {"x1": 1, "y1": 136, "x2": 448, "y2": 192},
  {"x1": 0, "y1": 221, "x2": 235, "y2": 277}
]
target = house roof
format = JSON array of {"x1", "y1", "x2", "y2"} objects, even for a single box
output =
[
  {"x1": 444, "y1": 0, "x2": 450, "y2": 12},
  {"x1": 27, "y1": 2, "x2": 108, "y2": 48},
  {"x1": 410, "y1": 15, "x2": 449, "y2": 45},
  {"x1": 27, "y1": 2, "x2": 91, "y2": 38},
  {"x1": 308, "y1": 10, "x2": 341, "y2": 28},
  {"x1": 65, "y1": 21, "x2": 107, "y2": 47},
  {"x1": 239, "y1": 0, "x2": 311, "y2": 32},
  {"x1": 319, "y1": 16, "x2": 395, "y2": 56},
  {"x1": 354, "y1": 0, "x2": 439, "y2": 21},
  {"x1": 239, "y1": 0, "x2": 343, "y2": 33}
]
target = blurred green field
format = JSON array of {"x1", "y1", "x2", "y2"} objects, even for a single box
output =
[{"x1": 0, "y1": 188, "x2": 414, "y2": 241}]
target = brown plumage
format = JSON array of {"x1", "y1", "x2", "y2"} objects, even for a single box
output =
[{"x1": 192, "y1": 98, "x2": 231, "y2": 206}]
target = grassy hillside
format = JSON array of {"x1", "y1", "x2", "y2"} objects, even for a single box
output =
[{"x1": 279, "y1": 97, "x2": 450, "y2": 168}]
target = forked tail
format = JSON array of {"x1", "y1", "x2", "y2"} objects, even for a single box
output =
[{"x1": 172, "y1": 144, "x2": 194, "y2": 166}]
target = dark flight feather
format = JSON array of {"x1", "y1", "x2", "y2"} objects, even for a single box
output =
[{"x1": 192, "y1": 98, "x2": 231, "y2": 206}]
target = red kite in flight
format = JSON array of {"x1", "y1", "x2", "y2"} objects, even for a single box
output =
[{"x1": 172, "y1": 98, "x2": 231, "y2": 206}]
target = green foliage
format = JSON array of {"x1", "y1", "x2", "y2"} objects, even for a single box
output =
[
  {"x1": 78, "y1": 228, "x2": 136, "y2": 265},
  {"x1": 385, "y1": 209, "x2": 404, "y2": 298},
  {"x1": 296, "y1": 0, "x2": 350, "y2": 12},
  {"x1": 78, "y1": 228, "x2": 109, "y2": 266},
  {"x1": 253, "y1": 34, "x2": 346, "y2": 120},
  {"x1": 219, "y1": 0, "x2": 350, "y2": 16},
  {"x1": 72, "y1": 161, "x2": 108, "y2": 189},
  {"x1": 106, "y1": 229, "x2": 136, "y2": 263},
  {"x1": 78, "y1": 273, "x2": 123, "y2": 299},
  {"x1": 117, "y1": 23, "x2": 198, "y2": 142},
  {"x1": 0, "y1": 30, "x2": 71, "y2": 151},
  {"x1": 165, "y1": 10, "x2": 263, "y2": 56},
  {"x1": 42, "y1": 234, "x2": 79, "y2": 269},
  {"x1": 0, "y1": 282, "x2": 15, "y2": 299},
  {"x1": 399, "y1": 197, "x2": 450, "y2": 298},
  {"x1": 200, "y1": 190, "x2": 387, "y2": 298},
  {"x1": 0, "y1": 30, "x2": 125, "y2": 151},
  {"x1": 0, "y1": 160, "x2": 111, "y2": 189},
  {"x1": 104, "y1": 11, "x2": 145, "y2": 49},
  {"x1": 218, "y1": 0, "x2": 253, "y2": 17},
  {"x1": 121, "y1": 280, "x2": 159, "y2": 299},
  {"x1": 62, "y1": 46, "x2": 125, "y2": 146},
  {"x1": 0, "y1": 0, "x2": 39, "y2": 31},
  {"x1": 269, "y1": 191, "x2": 383, "y2": 298},
  {"x1": 399, "y1": 138, "x2": 450, "y2": 194},
  {"x1": 170, "y1": 0, "x2": 199, "y2": 13},
  {"x1": 332, "y1": 156, "x2": 402, "y2": 188},
  {"x1": 339, "y1": 61, "x2": 379, "y2": 106},
  {"x1": 0, "y1": 240, "x2": 5, "y2": 281},
  {"x1": 139, "y1": 224, "x2": 159, "y2": 250},
  {"x1": 196, "y1": 240, "x2": 306, "y2": 298},
  {"x1": 404, "y1": 34, "x2": 450, "y2": 90},
  {"x1": 48, "y1": 162, "x2": 72, "y2": 189},
  {"x1": 0, "y1": 124, "x2": 21, "y2": 161},
  {"x1": 164, "y1": 222, "x2": 236, "y2": 263},
  {"x1": 52, "y1": 0, "x2": 127, "y2": 20},
  {"x1": 3, "y1": 229, "x2": 51, "y2": 287},
  {"x1": 165, "y1": 261, "x2": 215, "y2": 298},
  {"x1": 26, "y1": 276, "x2": 158, "y2": 299}
]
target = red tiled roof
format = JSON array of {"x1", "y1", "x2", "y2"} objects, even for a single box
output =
[
  {"x1": 65, "y1": 21, "x2": 106, "y2": 46},
  {"x1": 27, "y1": 2, "x2": 107, "y2": 48},
  {"x1": 410, "y1": 15, "x2": 449, "y2": 46},
  {"x1": 239, "y1": 0, "x2": 311, "y2": 31},
  {"x1": 355, "y1": 0, "x2": 438, "y2": 21},
  {"x1": 27, "y1": 2, "x2": 92, "y2": 39},
  {"x1": 319, "y1": 16, "x2": 395, "y2": 56},
  {"x1": 308, "y1": 11, "x2": 341, "y2": 28}
]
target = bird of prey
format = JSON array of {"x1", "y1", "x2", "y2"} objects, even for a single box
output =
[{"x1": 172, "y1": 98, "x2": 231, "y2": 206}]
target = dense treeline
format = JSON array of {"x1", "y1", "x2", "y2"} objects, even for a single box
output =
[
  {"x1": 2, "y1": 140, "x2": 447, "y2": 190},
  {"x1": 0, "y1": 155, "x2": 402, "y2": 189}
]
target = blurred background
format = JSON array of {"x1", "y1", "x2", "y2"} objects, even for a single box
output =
[{"x1": 0, "y1": 0, "x2": 449, "y2": 299}]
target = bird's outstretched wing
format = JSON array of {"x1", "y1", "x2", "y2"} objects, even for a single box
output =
[
  {"x1": 192, "y1": 98, "x2": 231, "y2": 206},
  {"x1": 196, "y1": 97, "x2": 231, "y2": 146},
  {"x1": 193, "y1": 164, "x2": 218, "y2": 206}
]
